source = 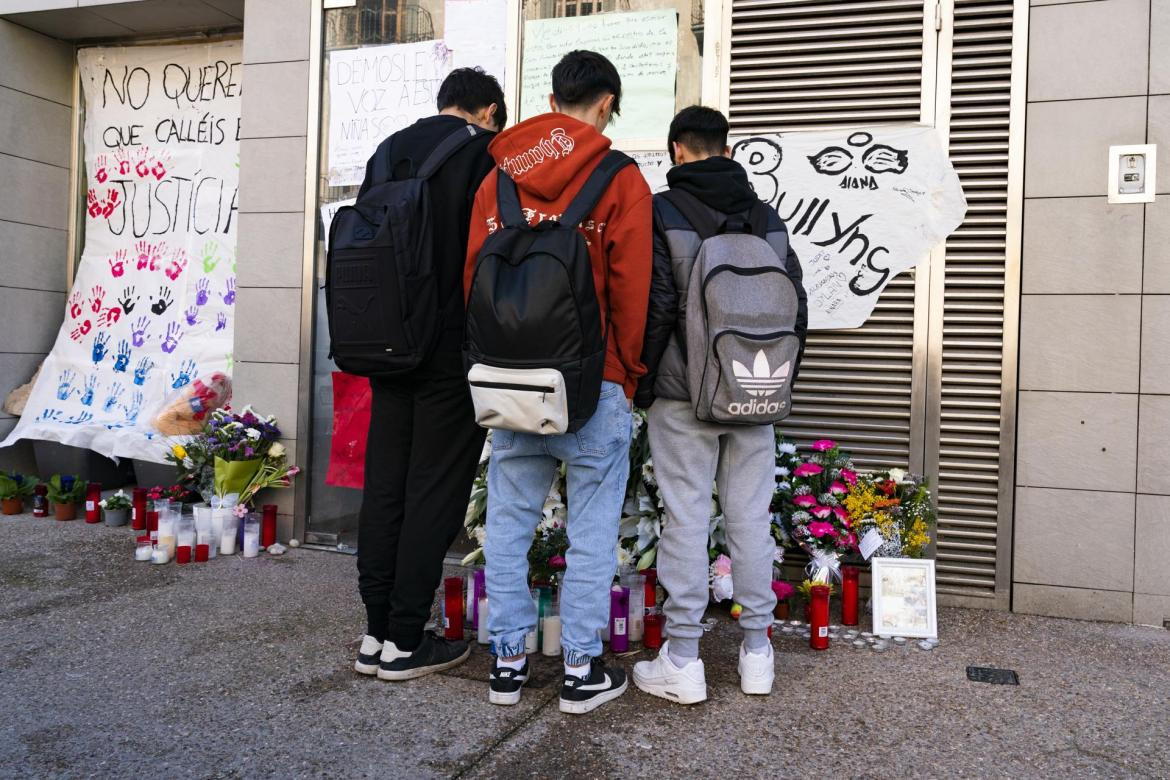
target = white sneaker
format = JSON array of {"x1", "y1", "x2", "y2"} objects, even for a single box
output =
[
  {"x1": 353, "y1": 635, "x2": 382, "y2": 676},
  {"x1": 738, "y1": 642, "x2": 774, "y2": 695},
  {"x1": 632, "y1": 641, "x2": 707, "y2": 705}
]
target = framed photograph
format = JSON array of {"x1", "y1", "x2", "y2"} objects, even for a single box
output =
[{"x1": 871, "y1": 557, "x2": 937, "y2": 639}]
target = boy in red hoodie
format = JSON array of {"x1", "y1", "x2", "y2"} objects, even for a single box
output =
[{"x1": 464, "y1": 51, "x2": 652, "y2": 715}]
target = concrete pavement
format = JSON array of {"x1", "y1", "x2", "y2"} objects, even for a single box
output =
[{"x1": 1, "y1": 511, "x2": 1167, "y2": 779}]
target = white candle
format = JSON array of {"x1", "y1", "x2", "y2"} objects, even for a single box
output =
[
  {"x1": 525, "y1": 630, "x2": 537, "y2": 654},
  {"x1": 135, "y1": 543, "x2": 153, "y2": 562},
  {"x1": 477, "y1": 597, "x2": 489, "y2": 644},
  {"x1": 541, "y1": 615, "x2": 562, "y2": 656},
  {"x1": 150, "y1": 546, "x2": 170, "y2": 564},
  {"x1": 243, "y1": 525, "x2": 260, "y2": 558}
]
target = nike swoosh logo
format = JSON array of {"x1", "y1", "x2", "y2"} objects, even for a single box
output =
[{"x1": 576, "y1": 680, "x2": 614, "y2": 692}]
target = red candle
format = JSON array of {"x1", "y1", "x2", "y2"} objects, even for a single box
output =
[
  {"x1": 176, "y1": 545, "x2": 192, "y2": 564},
  {"x1": 643, "y1": 614, "x2": 663, "y2": 649},
  {"x1": 147, "y1": 510, "x2": 159, "y2": 541},
  {"x1": 261, "y1": 504, "x2": 277, "y2": 549},
  {"x1": 131, "y1": 488, "x2": 148, "y2": 531},
  {"x1": 195, "y1": 544, "x2": 209, "y2": 563},
  {"x1": 85, "y1": 482, "x2": 102, "y2": 523},
  {"x1": 32, "y1": 485, "x2": 48, "y2": 518},
  {"x1": 809, "y1": 585, "x2": 830, "y2": 651},
  {"x1": 841, "y1": 566, "x2": 860, "y2": 627},
  {"x1": 643, "y1": 568, "x2": 657, "y2": 613},
  {"x1": 443, "y1": 577, "x2": 464, "y2": 640}
]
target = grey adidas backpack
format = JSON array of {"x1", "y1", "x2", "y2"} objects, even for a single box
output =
[{"x1": 662, "y1": 189, "x2": 801, "y2": 425}]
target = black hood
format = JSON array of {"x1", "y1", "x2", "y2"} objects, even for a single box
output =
[{"x1": 665, "y1": 156, "x2": 759, "y2": 215}]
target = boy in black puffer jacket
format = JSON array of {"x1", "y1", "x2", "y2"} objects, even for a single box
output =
[{"x1": 632, "y1": 106, "x2": 807, "y2": 705}]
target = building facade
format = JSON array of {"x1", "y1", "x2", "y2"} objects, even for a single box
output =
[{"x1": 0, "y1": 0, "x2": 1165, "y2": 625}]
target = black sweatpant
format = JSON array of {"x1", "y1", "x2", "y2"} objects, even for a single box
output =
[{"x1": 356, "y1": 346, "x2": 486, "y2": 648}]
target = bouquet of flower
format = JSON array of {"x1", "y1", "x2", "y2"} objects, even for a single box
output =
[
  {"x1": 166, "y1": 407, "x2": 298, "y2": 506},
  {"x1": 776, "y1": 439, "x2": 859, "y2": 584},
  {"x1": 146, "y1": 484, "x2": 191, "y2": 504},
  {"x1": 100, "y1": 490, "x2": 132, "y2": 512},
  {"x1": 842, "y1": 468, "x2": 936, "y2": 558}
]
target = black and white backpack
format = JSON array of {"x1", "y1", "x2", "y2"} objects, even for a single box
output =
[
  {"x1": 325, "y1": 125, "x2": 485, "y2": 377},
  {"x1": 464, "y1": 151, "x2": 633, "y2": 434},
  {"x1": 663, "y1": 188, "x2": 801, "y2": 425}
]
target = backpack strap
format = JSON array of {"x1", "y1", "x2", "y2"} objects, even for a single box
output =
[
  {"x1": 660, "y1": 188, "x2": 724, "y2": 241},
  {"x1": 496, "y1": 170, "x2": 527, "y2": 229},
  {"x1": 560, "y1": 150, "x2": 635, "y2": 228},
  {"x1": 747, "y1": 201, "x2": 771, "y2": 238},
  {"x1": 416, "y1": 124, "x2": 489, "y2": 180}
]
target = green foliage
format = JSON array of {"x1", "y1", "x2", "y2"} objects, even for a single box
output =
[
  {"x1": 46, "y1": 474, "x2": 85, "y2": 505},
  {"x1": 0, "y1": 473, "x2": 37, "y2": 500}
]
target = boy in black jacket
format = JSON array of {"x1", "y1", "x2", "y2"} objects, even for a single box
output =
[
  {"x1": 632, "y1": 106, "x2": 807, "y2": 703},
  {"x1": 352, "y1": 68, "x2": 505, "y2": 682}
]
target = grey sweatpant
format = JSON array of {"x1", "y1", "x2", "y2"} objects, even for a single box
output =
[{"x1": 647, "y1": 398, "x2": 777, "y2": 659}]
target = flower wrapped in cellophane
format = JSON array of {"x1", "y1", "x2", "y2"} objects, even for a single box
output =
[
  {"x1": 777, "y1": 439, "x2": 859, "y2": 584},
  {"x1": 842, "y1": 468, "x2": 936, "y2": 558}
]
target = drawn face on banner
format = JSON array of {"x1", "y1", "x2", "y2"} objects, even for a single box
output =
[
  {"x1": 2, "y1": 42, "x2": 242, "y2": 463},
  {"x1": 731, "y1": 126, "x2": 966, "y2": 330}
]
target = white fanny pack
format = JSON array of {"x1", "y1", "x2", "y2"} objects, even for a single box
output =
[{"x1": 467, "y1": 363, "x2": 570, "y2": 435}]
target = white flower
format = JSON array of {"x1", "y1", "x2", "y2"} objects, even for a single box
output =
[
  {"x1": 887, "y1": 467, "x2": 907, "y2": 485},
  {"x1": 779, "y1": 442, "x2": 797, "y2": 455},
  {"x1": 711, "y1": 574, "x2": 734, "y2": 603},
  {"x1": 474, "y1": 526, "x2": 486, "y2": 547},
  {"x1": 775, "y1": 466, "x2": 790, "y2": 477},
  {"x1": 245, "y1": 428, "x2": 261, "y2": 441},
  {"x1": 269, "y1": 442, "x2": 285, "y2": 458},
  {"x1": 99, "y1": 499, "x2": 108, "y2": 509},
  {"x1": 616, "y1": 544, "x2": 633, "y2": 569}
]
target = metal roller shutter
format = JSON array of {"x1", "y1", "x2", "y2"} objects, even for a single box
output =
[
  {"x1": 927, "y1": 0, "x2": 1018, "y2": 606},
  {"x1": 727, "y1": 0, "x2": 930, "y2": 471}
]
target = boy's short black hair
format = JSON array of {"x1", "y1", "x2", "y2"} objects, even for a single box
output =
[
  {"x1": 551, "y1": 50, "x2": 622, "y2": 117},
  {"x1": 667, "y1": 106, "x2": 730, "y2": 163},
  {"x1": 437, "y1": 67, "x2": 507, "y2": 129}
]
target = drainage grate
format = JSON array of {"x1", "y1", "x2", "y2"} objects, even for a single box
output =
[{"x1": 966, "y1": 666, "x2": 1019, "y2": 686}]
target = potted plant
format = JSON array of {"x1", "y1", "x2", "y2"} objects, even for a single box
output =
[
  {"x1": 771, "y1": 579, "x2": 794, "y2": 620},
  {"x1": 46, "y1": 474, "x2": 85, "y2": 521},
  {"x1": 101, "y1": 489, "x2": 132, "y2": 527},
  {"x1": 0, "y1": 472, "x2": 36, "y2": 515}
]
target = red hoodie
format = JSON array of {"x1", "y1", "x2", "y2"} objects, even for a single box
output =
[{"x1": 464, "y1": 114, "x2": 653, "y2": 399}]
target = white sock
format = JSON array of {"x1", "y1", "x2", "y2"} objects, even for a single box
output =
[
  {"x1": 497, "y1": 655, "x2": 526, "y2": 671},
  {"x1": 564, "y1": 661, "x2": 589, "y2": 679}
]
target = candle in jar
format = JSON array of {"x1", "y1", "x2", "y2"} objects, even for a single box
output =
[
  {"x1": 135, "y1": 540, "x2": 153, "y2": 561},
  {"x1": 541, "y1": 615, "x2": 562, "y2": 656},
  {"x1": 476, "y1": 597, "x2": 489, "y2": 644},
  {"x1": 243, "y1": 519, "x2": 260, "y2": 558},
  {"x1": 195, "y1": 544, "x2": 209, "y2": 563}
]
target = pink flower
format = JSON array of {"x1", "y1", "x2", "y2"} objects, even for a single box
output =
[
  {"x1": 232, "y1": 503, "x2": 248, "y2": 518},
  {"x1": 794, "y1": 463, "x2": 824, "y2": 477},
  {"x1": 548, "y1": 555, "x2": 567, "y2": 569},
  {"x1": 808, "y1": 521, "x2": 835, "y2": 538},
  {"x1": 810, "y1": 505, "x2": 832, "y2": 519},
  {"x1": 793, "y1": 494, "x2": 818, "y2": 508},
  {"x1": 832, "y1": 506, "x2": 850, "y2": 525},
  {"x1": 713, "y1": 554, "x2": 733, "y2": 577},
  {"x1": 843, "y1": 533, "x2": 858, "y2": 549},
  {"x1": 839, "y1": 468, "x2": 858, "y2": 485},
  {"x1": 830, "y1": 481, "x2": 848, "y2": 495},
  {"x1": 287, "y1": 466, "x2": 301, "y2": 477},
  {"x1": 771, "y1": 581, "x2": 794, "y2": 600},
  {"x1": 811, "y1": 439, "x2": 837, "y2": 451}
]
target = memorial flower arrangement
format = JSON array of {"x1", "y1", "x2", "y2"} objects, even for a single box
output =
[
  {"x1": 99, "y1": 489, "x2": 132, "y2": 512},
  {"x1": 775, "y1": 439, "x2": 859, "y2": 584},
  {"x1": 842, "y1": 468, "x2": 936, "y2": 558},
  {"x1": 166, "y1": 407, "x2": 299, "y2": 507},
  {"x1": 146, "y1": 484, "x2": 190, "y2": 503}
]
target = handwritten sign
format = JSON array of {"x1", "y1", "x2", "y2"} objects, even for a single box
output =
[
  {"x1": 632, "y1": 150, "x2": 670, "y2": 193},
  {"x1": 520, "y1": 10, "x2": 677, "y2": 141},
  {"x1": 2, "y1": 41, "x2": 241, "y2": 462},
  {"x1": 731, "y1": 126, "x2": 966, "y2": 329},
  {"x1": 320, "y1": 197, "x2": 357, "y2": 251},
  {"x1": 446, "y1": 0, "x2": 508, "y2": 86},
  {"x1": 327, "y1": 40, "x2": 453, "y2": 187}
]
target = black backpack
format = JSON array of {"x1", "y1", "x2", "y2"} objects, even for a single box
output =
[
  {"x1": 325, "y1": 124, "x2": 486, "y2": 377},
  {"x1": 464, "y1": 150, "x2": 633, "y2": 434}
]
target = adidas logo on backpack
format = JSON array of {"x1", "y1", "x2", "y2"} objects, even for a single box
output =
[{"x1": 663, "y1": 189, "x2": 801, "y2": 425}]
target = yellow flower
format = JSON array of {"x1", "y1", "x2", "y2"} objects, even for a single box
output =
[{"x1": 172, "y1": 445, "x2": 187, "y2": 460}]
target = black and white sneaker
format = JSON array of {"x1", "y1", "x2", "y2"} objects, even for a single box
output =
[
  {"x1": 489, "y1": 658, "x2": 530, "y2": 706},
  {"x1": 354, "y1": 635, "x2": 383, "y2": 676},
  {"x1": 376, "y1": 632, "x2": 471, "y2": 681},
  {"x1": 559, "y1": 658, "x2": 628, "y2": 714}
]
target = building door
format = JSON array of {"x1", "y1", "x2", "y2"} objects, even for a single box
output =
[{"x1": 723, "y1": 0, "x2": 1024, "y2": 608}]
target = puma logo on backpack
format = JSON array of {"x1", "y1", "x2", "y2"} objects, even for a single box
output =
[
  {"x1": 464, "y1": 151, "x2": 633, "y2": 434},
  {"x1": 662, "y1": 189, "x2": 801, "y2": 425}
]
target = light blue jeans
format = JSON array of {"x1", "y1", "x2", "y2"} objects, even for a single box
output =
[{"x1": 485, "y1": 381, "x2": 632, "y2": 666}]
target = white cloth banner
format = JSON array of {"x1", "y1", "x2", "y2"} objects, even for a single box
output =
[
  {"x1": 2, "y1": 41, "x2": 242, "y2": 463},
  {"x1": 326, "y1": 41, "x2": 454, "y2": 187},
  {"x1": 445, "y1": 0, "x2": 508, "y2": 86},
  {"x1": 731, "y1": 125, "x2": 967, "y2": 329}
]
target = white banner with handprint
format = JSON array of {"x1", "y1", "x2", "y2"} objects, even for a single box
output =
[
  {"x1": 2, "y1": 41, "x2": 240, "y2": 463},
  {"x1": 731, "y1": 125, "x2": 966, "y2": 329}
]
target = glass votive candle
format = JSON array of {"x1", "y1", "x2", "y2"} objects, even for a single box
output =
[
  {"x1": 195, "y1": 544, "x2": 209, "y2": 562},
  {"x1": 219, "y1": 514, "x2": 239, "y2": 556},
  {"x1": 135, "y1": 539, "x2": 154, "y2": 561},
  {"x1": 243, "y1": 517, "x2": 260, "y2": 558},
  {"x1": 176, "y1": 545, "x2": 192, "y2": 564}
]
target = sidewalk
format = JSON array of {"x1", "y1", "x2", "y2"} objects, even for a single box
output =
[{"x1": 1, "y1": 513, "x2": 1166, "y2": 779}]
